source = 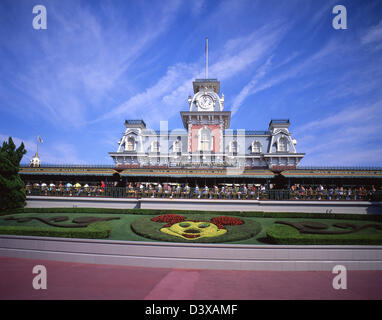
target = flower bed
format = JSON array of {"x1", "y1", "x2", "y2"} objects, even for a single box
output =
[
  {"x1": 132, "y1": 213, "x2": 260, "y2": 243},
  {"x1": 210, "y1": 216, "x2": 244, "y2": 229},
  {"x1": 151, "y1": 214, "x2": 186, "y2": 227}
]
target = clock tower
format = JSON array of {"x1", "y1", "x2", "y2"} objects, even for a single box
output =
[{"x1": 180, "y1": 78, "x2": 231, "y2": 161}]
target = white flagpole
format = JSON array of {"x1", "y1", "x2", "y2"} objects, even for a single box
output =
[
  {"x1": 205, "y1": 37, "x2": 208, "y2": 79},
  {"x1": 37, "y1": 135, "x2": 43, "y2": 155}
]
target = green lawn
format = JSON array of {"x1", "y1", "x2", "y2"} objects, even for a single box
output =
[{"x1": 0, "y1": 208, "x2": 381, "y2": 245}]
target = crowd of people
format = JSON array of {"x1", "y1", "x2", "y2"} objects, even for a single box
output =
[
  {"x1": 289, "y1": 184, "x2": 377, "y2": 201},
  {"x1": 26, "y1": 181, "x2": 106, "y2": 197},
  {"x1": 25, "y1": 181, "x2": 379, "y2": 201}
]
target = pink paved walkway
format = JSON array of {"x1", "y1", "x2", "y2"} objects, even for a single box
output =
[{"x1": 0, "y1": 257, "x2": 381, "y2": 300}]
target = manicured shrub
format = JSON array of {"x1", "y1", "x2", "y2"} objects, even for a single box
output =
[
  {"x1": 2, "y1": 207, "x2": 381, "y2": 223},
  {"x1": 266, "y1": 223, "x2": 382, "y2": 245},
  {"x1": 0, "y1": 221, "x2": 112, "y2": 239}
]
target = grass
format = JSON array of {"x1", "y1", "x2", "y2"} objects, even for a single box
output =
[
  {"x1": 0, "y1": 208, "x2": 381, "y2": 244},
  {"x1": 2, "y1": 207, "x2": 382, "y2": 221},
  {"x1": 266, "y1": 222, "x2": 382, "y2": 245}
]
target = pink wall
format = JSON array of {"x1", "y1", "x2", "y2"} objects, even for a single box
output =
[{"x1": 189, "y1": 124, "x2": 221, "y2": 152}]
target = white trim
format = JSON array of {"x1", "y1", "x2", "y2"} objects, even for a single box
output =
[
  {"x1": 277, "y1": 135, "x2": 289, "y2": 152},
  {"x1": 173, "y1": 140, "x2": 182, "y2": 153},
  {"x1": 126, "y1": 136, "x2": 136, "y2": 152},
  {"x1": 151, "y1": 141, "x2": 160, "y2": 153},
  {"x1": 251, "y1": 140, "x2": 262, "y2": 153},
  {"x1": 198, "y1": 126, "x2": 213, "y2": 152},
  {"x1": 229, "y1": 140, "x2": 238, "y2": 153}
]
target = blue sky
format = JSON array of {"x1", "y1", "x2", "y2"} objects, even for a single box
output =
[{"x1": 1, "y1": 0, "x2": 382, "y2": 166}]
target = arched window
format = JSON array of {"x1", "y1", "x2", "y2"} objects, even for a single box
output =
[
  {"x1": 230, "y1": 141, "x2": 238, "y2": 153},
  {"x1": 151, "y1": 141, "x2": 160, "y2": 152},
  {"x1": 252, "y1": 141, "x2": 261, "y2": 153},
  {"x1": 278, "y1": 137, "x2": 288, "y2": 152},
  {"x1": 173, "y1": 140, "x2": 182, "y2": 153},
  {"x1": 198, "y1": 127, "x2": 212, "y2": 151},
  {"x1": 126, "y1": 136, "x2": 135, "y2": 151}
]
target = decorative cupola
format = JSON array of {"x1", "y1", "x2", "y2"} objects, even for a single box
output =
[{"x1": 29, "y1": 152, "x2": 41, "y2": 167}]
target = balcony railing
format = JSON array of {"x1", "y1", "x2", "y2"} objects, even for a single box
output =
[{"x1": 26, "y1": 186, "x2": 376, "y2": 201}]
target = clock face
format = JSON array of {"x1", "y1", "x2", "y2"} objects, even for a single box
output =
[{"x1": 198, "y1": 94, "x2": 214, "y2": 110}]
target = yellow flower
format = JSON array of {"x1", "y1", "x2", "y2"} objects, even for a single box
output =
[{"x1": 161, "y1": 221, "x2": 226, "y2": 240}]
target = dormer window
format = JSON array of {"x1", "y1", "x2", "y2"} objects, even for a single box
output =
[
  {"x1": 252, "y1": 141, "x2": 261, "y2": 153},
  {"x1": 278, "y1": 137, "x2": 288, "y2": 152},
  {"x1": 151, "y1": 141, "x2": 160, "y2": 153},
  {"x1": 230, "y1": 141, "x2": 238, "y2": 153},
  {"x1": 126, "y1": 136, "x2": 135, "y2": 151},
  {"x1": 173, "y1": 140, "x2": 182, "y2": 153}
]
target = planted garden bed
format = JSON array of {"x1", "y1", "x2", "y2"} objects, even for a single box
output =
[{"x1": 0, "y1": 208, "x2": 381, "y2": 244}]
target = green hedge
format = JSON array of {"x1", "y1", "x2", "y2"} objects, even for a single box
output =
[
  {"x1": 0, "y1": 207, "x2": 159, "y2": 216},
  {"x1": 0, "y1": 221, "x2": 112, "y2": 239},
  {"x1": 2, "y1": 207, "x2": 381, "y2": 222},
  {"x1": 131, "y1": 214, "x2": 262, "y2": 243},
  {"x1": 266, "y1": 224, "x2": 382, "y2": 245}
]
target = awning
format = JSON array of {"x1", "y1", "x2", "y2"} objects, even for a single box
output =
[{"x1": 281, "y1": 169, "x2": 382, "y2": 179}]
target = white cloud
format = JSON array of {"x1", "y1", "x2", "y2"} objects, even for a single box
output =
[
  {"x1": 211, "y1": 24, "x2": 287, "y2": 81},
  {"x1": 99, "y1": 23, "x2": 288, "y2": 126},
  {"x1": 295, "y1": 100, "x2": 382, "y2": 135},
  {"x1": 97, "y1": 63, "x2": 197, "y2": 124},
  {"x1": 0, "y1": 1, "x2": 182, "y2": 129},
  {"x1": 295, "y1": 99, "x2": 382, "y2": 166},
  {"x1": 361, "y1": 20, "x2": 382, "y2": 45},
  {"x1": 231, "y1": 56, "x2": 273, "y2": 116}
]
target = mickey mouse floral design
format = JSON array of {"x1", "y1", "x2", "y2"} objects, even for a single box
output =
[{"x1": 151, "y1": 214, "x2": 244, "y2": 240}]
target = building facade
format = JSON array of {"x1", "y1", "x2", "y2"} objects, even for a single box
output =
[{"x1": 109, "y1": 78, "x2": 305, "y2": 170}]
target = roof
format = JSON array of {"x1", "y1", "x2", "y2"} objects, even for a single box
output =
[
  {"x1": 19, "y1": 166, "x2": 275, "y2": 178},
  {"x1": 282, "y1": 169, "x2": 382, "y2": 178},
  {"x1": 19, "y1": 167, "x2": 116, "y2": 176},
  {"x1": 269, "y1": 119, "x2": 290, "y2": 124},
  {"x1": 119, "y1": 168, "x2": 275, "y2": 178},
  {"x1": 125, "y1": 120, "x2": 146, "y2": 128}
]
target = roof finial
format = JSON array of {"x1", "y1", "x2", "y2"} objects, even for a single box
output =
[{"x1": 205, "y1": 37, "x2": 208, "y2": 79}]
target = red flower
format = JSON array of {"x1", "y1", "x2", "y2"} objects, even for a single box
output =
[
  {"x1": 151, "y1": 214, "x2": 186, "y2": 227},
  {"x1": 210, "y1": 216, "x2": 244, "y2": 229}
]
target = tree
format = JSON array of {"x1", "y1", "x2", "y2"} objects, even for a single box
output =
[{"x1": 0, "y1": 137, "x2": 27, "y2": 210}]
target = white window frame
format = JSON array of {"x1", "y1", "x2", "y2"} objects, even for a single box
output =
[
  {"x1": 278, "y1": 136, "x2": 288, "y2": 152},
  {"x1": 151, "y1": 140, "x2": 160, "y2": 153},
  {"x1": 126, "y1": 136, "x2": 136, "y2": 151},
  {"x1": 251, "y1": 140, "x2": 261, "y2": 153},
  {"x1": 230, "y1": 140, "x2": 238, "y2": 153},
  {"x1": 198, "y1": 127, "x2": 213, "y2": 152},
  {"x1": 173, "y1": 140, "x2": 182, "y2": 153}
]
